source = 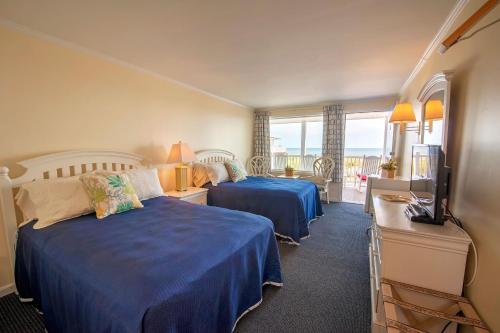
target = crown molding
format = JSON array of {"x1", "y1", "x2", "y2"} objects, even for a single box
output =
[
  {"x1": 399, "y1": 0, "x2": 469, "y2": 95},
  {"x1": 0, "y1": 19, "x2": 250, "y2": 109},
  {"x1": 257, "y1": 94, "x2": 398, "y2": 112}
]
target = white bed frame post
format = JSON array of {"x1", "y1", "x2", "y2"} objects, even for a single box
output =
[{"x1": 0, "y1": 167, "x2": 16, "y2": 284}]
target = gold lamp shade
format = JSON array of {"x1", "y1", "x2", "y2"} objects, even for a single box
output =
[
  {"x1": 389, "y1": 103, "x2": 416, "y2": 122},
  {"x1": 425, "y1": 100, "x2": 443, "y2": 120},
  {"x1": 425, "y1": 100, "x2": 443, "y2": 133},
  {"x1": 167, "y1": 141, "x2": 197, "y2": 191},
  {"x1": 389, "y1": 103, "x2": 417, "y2": 134}
]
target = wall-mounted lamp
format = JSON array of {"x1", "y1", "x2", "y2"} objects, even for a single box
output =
[
  {"x1": 424, "y1": 100, "x2": 443, "y2": 133},
  {"x1": 389, "y1": 103, "x2": 418, "y2": 134},
  {"x1": 390, "y1": 101, "x2": 443, "y2": 135}
]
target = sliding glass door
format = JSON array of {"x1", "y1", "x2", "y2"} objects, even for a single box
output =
[{"x1": 342, "y1": 111, "x2": 392, "y2": 203}]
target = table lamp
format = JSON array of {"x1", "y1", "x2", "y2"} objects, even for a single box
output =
[{"x1": 167, "y1": 141, "x2": 197, "y2": 191}]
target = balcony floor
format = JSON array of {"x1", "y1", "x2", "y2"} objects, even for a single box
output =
[{"x1": 342, "y1": 185, "x2": 366, "y2": 204}]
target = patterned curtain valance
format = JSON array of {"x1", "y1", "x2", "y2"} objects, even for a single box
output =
[
  {"x1": 322, "y1": 104, "x2": 345, "y2": 184},
  {"x1": 253, "y1": 111, "x2": 271, "y2": 160}
]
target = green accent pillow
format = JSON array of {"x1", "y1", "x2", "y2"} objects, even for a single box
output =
[
  {"x1": 224, "y1": 160, "x2": 247, "y2": 182},
  {"x1": 80, "y1": 172, "x2": 143, "y2": 219}
]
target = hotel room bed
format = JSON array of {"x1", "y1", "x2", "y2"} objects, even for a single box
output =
[
  {"x1": 204, "y1": 176, "x2": 324, "y2": 245},
  {"x1": 15, "y1": 196, "x2": 282, "y2": 333}
]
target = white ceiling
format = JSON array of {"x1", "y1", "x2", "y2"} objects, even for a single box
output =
[{"x1": 0, "y1": 0, "x2": 457, "y2": 108}]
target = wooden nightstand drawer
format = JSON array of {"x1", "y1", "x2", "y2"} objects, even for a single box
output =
[
  {"x1": 182, "y1": 193, "x2": 207, "y2": 205},
  {"x1": 165, "y1": 187, "x2": 208, "y2": 205}
]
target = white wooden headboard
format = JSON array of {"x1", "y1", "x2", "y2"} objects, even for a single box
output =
[
  {"x1": 195, "y1": 149, "x2": 236, "y2": 163},
  {"x1": 0, "y1": 150, "x2": 146, "y2": 285}
]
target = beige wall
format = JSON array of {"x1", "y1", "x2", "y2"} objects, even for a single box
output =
[
  {"x1": 395, "y1": 1, "x2": 500, "y2": 330},
  {"x1": 0, "y1": 25, "x2": 253, "y2": 288}
]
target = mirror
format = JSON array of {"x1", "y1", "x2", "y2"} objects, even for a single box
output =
[
  {"x1": 423, "y1": 91, "x2": 444, "y2": 145},
  {"x1": 417, "y1": 72, "x2": 452, "y2": 156}
]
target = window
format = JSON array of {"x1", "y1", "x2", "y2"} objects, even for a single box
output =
[{"x1": 270, "y1": 116, "x2": 323, "y2": 171}]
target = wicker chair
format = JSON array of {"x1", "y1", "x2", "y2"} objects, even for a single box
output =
[
  {"x1": 305, "y1": 156, "x2": 335, "y2": 203},
  {"x1": 248, "y1": 156, "x2": 273, "y2": 177}
]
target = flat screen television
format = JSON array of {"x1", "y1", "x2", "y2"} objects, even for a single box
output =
[{"x1": 409, "y1": 144, "x2": 450, "y2": 225}]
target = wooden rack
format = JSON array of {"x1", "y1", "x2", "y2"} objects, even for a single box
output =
[{"x1": 381, "y1": 278, "x2": 489, "y2": 333}]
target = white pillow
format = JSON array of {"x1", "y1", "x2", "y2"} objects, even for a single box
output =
[
  {"x1": 232, "y1": 159, "x2": 248, "y2": 176},
  {"x1": 192, "y1": 163, "x2": 210, "y2": 187},
  {"x1": 206, "y1": 162, "x2": 230, "y2": 186},
  {"x1": 125, "y1": 168, "x2": 164, "y2": 200},
  {"x1": 15, "y1": 176, "x2": 94, "y2": 229}
]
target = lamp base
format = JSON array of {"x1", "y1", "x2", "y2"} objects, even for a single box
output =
[{"x1": 175, "y1": 165, "x2": 188, "y2": 191}]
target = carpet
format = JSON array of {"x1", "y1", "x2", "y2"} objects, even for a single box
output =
[
  {"x1": 0, "y1": 293, "x2": 44, "y2": 333},
  {"x1": 236, "y1": 202, "x2": 372, "y2": 333}
]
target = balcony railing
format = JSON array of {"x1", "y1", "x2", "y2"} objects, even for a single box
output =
[
  {"x1": 343, "y1": 156, "x2": 364, "y2": 185},
  {"x1": 272, "y1": 153, "x2": 319, "y2": 171},
  {"x1": 271, "y1": 154, "x2": 365, "y2": 184}
]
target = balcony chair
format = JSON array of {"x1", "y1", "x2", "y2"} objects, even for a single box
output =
[
  {"x1": 355, "y1": 155, "x2": 381, "y2": 192},
  {"x1": 304, "y1": 156, "x2": 335, "y2": 203}
]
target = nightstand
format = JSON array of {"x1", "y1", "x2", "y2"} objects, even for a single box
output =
[{"x1": 165, "y1": 187, "x2": 208, "y2": 205}]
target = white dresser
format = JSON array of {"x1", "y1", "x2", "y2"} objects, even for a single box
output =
[
  {"x1": 364, "y1": 176, "x2": 411, "y2": 213},
  {"x1": 369, "y1": 190, "x2": 471, "y2": 333}
]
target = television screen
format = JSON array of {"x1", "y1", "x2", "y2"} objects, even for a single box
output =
[{"x1": 410, "y1": 145, "x2": 442, "y2": 219}]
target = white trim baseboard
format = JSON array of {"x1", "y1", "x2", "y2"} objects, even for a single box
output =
[
  {"x1": 0, "y1": 283, "x2": 15, "y2": 297},
  {"x1": 399, "y1": 0, "x2": 469, "y2": 95}
]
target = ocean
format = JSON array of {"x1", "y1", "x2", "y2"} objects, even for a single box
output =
[{"x1": 285, "y1": 148, "x2": 383, "y2": 156}]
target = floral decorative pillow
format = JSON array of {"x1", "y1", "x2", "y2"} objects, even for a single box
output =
[
  {"x1": 80, "y1": 172, "x2": 143, "y2": 219},
  {"x1": 224, "y1": 160, "x2": 247, "y2": 182}
]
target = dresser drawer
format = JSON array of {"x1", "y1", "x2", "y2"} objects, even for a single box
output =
[
  {"x1": 370, "y1": 225, "x2": 382, "y2": 265},
  {"x1": 369, "y1": 245, "x2": 386, "y2": 333}
]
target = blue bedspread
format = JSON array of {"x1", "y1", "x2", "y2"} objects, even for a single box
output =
[
  {"x1": 204, "y1": 176, "x2": 323, "y2": 244},
  {"x1": 15, "y1": 196, "x2": 282, "y2": 333}
]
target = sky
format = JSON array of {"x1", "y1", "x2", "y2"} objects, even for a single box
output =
[
  {"x1": 344, "y1": 118, "x2": 386, "y2": 148},
  {"x1": 270, "y1": 118, "x2": 386, "y2": 149},
  {"x1": 271, "y1": 122, "x2": 302, "y2": 148}
]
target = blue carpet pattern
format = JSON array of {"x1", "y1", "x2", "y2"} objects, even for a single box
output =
[{"x1": 0, "y1": 203, "x2": 371, "y2": 333}]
